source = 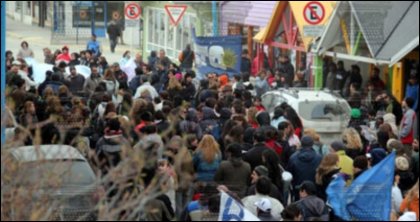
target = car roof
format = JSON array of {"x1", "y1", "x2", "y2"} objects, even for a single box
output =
[
  {"x1": 265, "y1": 89, "x2": 346, "y2": 102},
  {"x1": 8, "y1": 145, "x2": 86, "y2": 163}
]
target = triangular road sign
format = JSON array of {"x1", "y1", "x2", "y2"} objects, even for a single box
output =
[{"x1": 164, "y1": 5, "x2": 188, "y2": 26}]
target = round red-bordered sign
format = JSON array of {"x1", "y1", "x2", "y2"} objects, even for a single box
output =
[
  {"x1": 125, "y1": 3, "x2": 141, "y2": 20},
  {"x1": 303, "y1": 1, "x2": 325, "y2": 25}
]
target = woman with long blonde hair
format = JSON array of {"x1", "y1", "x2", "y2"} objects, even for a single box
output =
[
  {"x1": 315, "y1": 153, "x2": 340, "y2": 201},
  {"x1": 193, "y1": 135, "x2": 222, "y2": 182},
  {"x1": 400, "y1": 180, "x2": 419, "y2": 220},
  {"x1": 342, "y1": 128, "x2": 364, "y2": 160}
]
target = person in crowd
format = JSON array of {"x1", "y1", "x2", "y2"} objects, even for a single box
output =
[
  {"x1": 330, "y1": 141, "x2": 354, "y2": 182},
  {"x1": 87, "y1": 34, "x2": 101, "y2": 57},
  {"x1": 43, "y1": 48, "x2": 55, "y2": 65},
  {"x1": 243, "y1": 128, "x2": 270, "y2": 171},
  {"x1": 400, "y1": 180, "x2": 419, "y2": 220},
  {"x1": 17, "y1": 41, "x2": 34, "y2": 59},
  {"x1": 246, "y1": 165, "x2": 282, "y2": 202},
  {"x1": 193, "y1": 135, "x2": 222, "y2": 183},
  {"x1": 277, "y1": 54, "x2": 295, "y2": 87},
  {"x1": 241, "y1": 49, "x2": 252, "y2": 74},
  {"x1": 287, "y1": 136, "x2": 322, "y2": 201},
  {"x1": 56, "y1": 46, "x2": 71, "y2": 63},
  {"x1": 342, "y1": 128, "x2": 364, "y2": 160},
  {"x1": 107, "y1": 19, "x2": 120, "y2": 53},
  {"x1": 84, "y1": 65, "x2": 103, "y2": 96},
  {"x1": 255, "y1": 198, "x2": 277, "y2": 221},
  {"x1": 281, "y1": 203, "x2": 303, "y2": 221},
  {"x1": 405, "y1": 72, "x2": 418, "y2": 112},
  {"x1": 315, "y1": 153, "x2": 341, "y2": 201},
  {"x1": 214, "y1": 143, "x2": 251, "y2": 198},
  {"x1": 295, "y1": 181, "x2": 329, "y2": 221},
  {"x1": 120, "y1": 50, "x2": 131, "y2": 67},
  {"x1": 343, "y1": 64, "x2": 363, "y2": 97},
  {"x1": 242, "y1": 177, "x2": 284, "y2": 220},
  {"x1": 369, "y1": 67, "x2": 386, "y2": 92},
  {"x1": 179, "y1": 44, "x2": 195, "y2": 72},
  {"x1": 65, "y1": 66, "x2": 86, "y2": 95},
  {"x1": 158, "y1": 49, "x2": 172, "y2": 70},
  {"x1": 353, "y1": 155, "x2": 369, "y2": 179},
  {"x1": 95, "y1": 118, "x2": 129, "y2": 175},
  {"x1": 304, "y1": 128, "x2": 330, "y2": 157},
  {"x1": 400, "y1": 97, "x2": 417, "y2": 153}
]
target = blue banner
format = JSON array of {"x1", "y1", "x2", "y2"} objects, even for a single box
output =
[
  {"x1": 327, "y1": 152, "x2": 396, "y2": 221},
  {"x1": 192, "y1": 29, "x2": 242, "y2": 79}
]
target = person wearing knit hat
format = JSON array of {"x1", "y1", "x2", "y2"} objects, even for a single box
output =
[
  {"x1": 330, "y1": 141, "x2": 354, "y2": 182},
  {"x1": 246, "y1": 166, "x2": 282, "y2": 201},
  {"x1": 369, "y1": 148, "x2": 387, "y2": 167}
]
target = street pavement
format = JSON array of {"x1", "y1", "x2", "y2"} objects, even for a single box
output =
[{"x1": 6, "y1": 17, "x2": 141, "y2": 64}]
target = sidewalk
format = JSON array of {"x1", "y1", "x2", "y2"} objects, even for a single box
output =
[{"x1": 6, "y1": 17, "x2": 141, "y2": 64}]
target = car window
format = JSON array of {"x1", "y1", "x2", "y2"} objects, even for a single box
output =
[
  {"x1": 299, "y1": 101, "x2": 350, "y2": 122},
  {"x1": 262, "y1": 94, "x2": 285, "y2": 114},
  {"x1": 16, "y1": 160, "x2": 96, "y2": 188}
]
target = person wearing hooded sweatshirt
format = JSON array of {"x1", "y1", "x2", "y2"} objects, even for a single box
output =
[
  {"x1": 296, "y1": 181, "x2": 329, "y2": 221},
  {"x1": 178, "y1": 108, "x2": 203, "y2": 139},
  {"x1": 214, "y1": 143, "x2": 251, "y2": 198},
  {"x1": 287, "y1": 136, "x2": 322, "y2": 201},
  {"x1": 199, "y1": 107, "x2": 221, "y2": 140},
  {"x1": 95, "y1": 118, "x2": 130, "y2": 175}
]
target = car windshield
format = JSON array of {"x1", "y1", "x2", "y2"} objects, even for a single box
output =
[
  {"x1": 299, "y1": 101, "x2": 349, "y2": 122},
  {"x1": 16, "y1": 160, "x2": 96, "y2": 188}
]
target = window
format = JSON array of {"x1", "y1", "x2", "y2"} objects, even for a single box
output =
[
  {"x1": 146, "y1": 7, "x2": 196, "y2": 59},
  {"x1": 299, "y1": 102, "x2": 349, "y2": 122}
]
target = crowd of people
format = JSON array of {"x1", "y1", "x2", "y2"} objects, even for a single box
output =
[{"x1": 4, "y1": 40, "x2": 419, "y2": 221}]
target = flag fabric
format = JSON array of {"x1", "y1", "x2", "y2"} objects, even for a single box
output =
[
  {"x1": 327, "y1": 152, "x2": 396, "y2": 221},
  {"x1": 120, "y1": 58, "x2": 137, "y2": 82},
  {"x1": 218, "y1": 191, "x2": 260, "y2": 221}
]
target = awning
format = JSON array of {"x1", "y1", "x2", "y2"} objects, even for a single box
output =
[{"x1": 315, "y1": 1, "x2": 419, "y2": 66}]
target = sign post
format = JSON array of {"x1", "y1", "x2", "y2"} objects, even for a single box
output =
[
  {"x1": 124, "y1": 2, "x2": 141, "y2": 50},
  {"x1": 164, "y1": 5, "x2": 187, "y2": 26}
]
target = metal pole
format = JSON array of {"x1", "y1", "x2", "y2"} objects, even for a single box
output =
[
  {"x1": 76, "y1": 3, "x2": 80, "y2": 44},
  {"x1": 212, "y1": 1, "x2": 218, "y2": 36},
  {"x1": 2, "y1": 1, "x2": 7, "y2": 145},
  {"x1": 91, "y1": 1, "x2": 95, "y2": 35}
]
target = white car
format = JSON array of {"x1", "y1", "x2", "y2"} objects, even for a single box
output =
[
  {"x1": 2, "y1": 145, "x2": 98, "y2": 221},
  {"x1": 262, "y1": 89, "x2": 352, "y2": 144}
]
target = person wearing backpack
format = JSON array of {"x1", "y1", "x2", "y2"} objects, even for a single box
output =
[{"x1": 179, "y1": 44, "x2": 195, "y2": 72}]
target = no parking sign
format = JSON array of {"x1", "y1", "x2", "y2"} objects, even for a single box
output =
[{"x1": 303, "y1": 1, "x2": 325, "y2": 25}]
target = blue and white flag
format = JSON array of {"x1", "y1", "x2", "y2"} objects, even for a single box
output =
[
  {"x1": 327, "y1": 152, "x2": 396, "y2": 221},
  {"x1": 219, "y1": 191, "x2": 260, "y2": 221}
]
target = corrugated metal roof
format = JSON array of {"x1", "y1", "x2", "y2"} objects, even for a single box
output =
[{"x1": 315, "y1": 1, "x2": 419, "y2": 66}]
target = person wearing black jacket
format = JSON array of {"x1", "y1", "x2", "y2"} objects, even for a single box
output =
[
  {"x1": 241, "y1": 49, "x2": 251, "y2": 74},
  {"x1": 243, "y1": 128, "x2": 270, "y2": 171},
  {"x1": 107, "y1": 20, "x2": 120, "y2": 53}
]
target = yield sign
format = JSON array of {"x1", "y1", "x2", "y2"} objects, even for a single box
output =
[{"x1": 164, "y1": 5, "x2": 188, "y2": 26}]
